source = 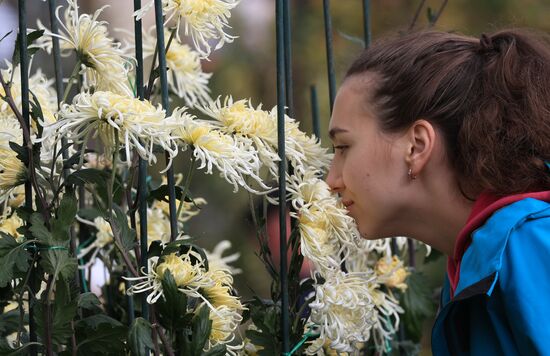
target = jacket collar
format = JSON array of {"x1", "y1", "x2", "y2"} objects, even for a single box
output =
[{"x1": 447, "y1": 191, "x2": 550, "y2": 298}]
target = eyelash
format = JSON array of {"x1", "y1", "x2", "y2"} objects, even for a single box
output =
[{"x1": 333, "y1": 145, "x2": 348, "y2": 152}]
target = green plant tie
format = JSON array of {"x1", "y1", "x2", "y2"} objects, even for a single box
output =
[
  {"x1": 283, "y1": 326, "x2": 320, "y2": 356},
  {"x1": 76, "y1": 237, "x2": 95, "y2": 293}
]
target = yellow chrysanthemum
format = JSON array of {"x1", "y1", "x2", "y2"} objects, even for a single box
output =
[
  {"x1": 47, "y1": 0, "x2": 133, "y2": 95},
  {"x1": 375, "y1": 256, "x2": 409, "y2": 291},
  {"x1": 0, "y1": 213, "x2": 24, "y2": 243},
  {"x1": 0, "y1": 118, "x2": 26, "y2": 191},
  {"x1": 136, "y1": 0, "x2": 240, "y2": 58},
  {"x1": 43, "y1": 91, "x2": 177, "y2": 170}
]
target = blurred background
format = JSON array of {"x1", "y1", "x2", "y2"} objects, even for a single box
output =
[{"x1": 2, "y1": 0, "x2": 549, "y2": 353}]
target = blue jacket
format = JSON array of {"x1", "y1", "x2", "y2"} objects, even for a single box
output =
[{"x1": 432, "y1": 196, "x2": 550, "y2": 355}]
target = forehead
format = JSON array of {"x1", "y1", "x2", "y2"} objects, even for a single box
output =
[{"x1": 329, "y1": 74, "x2": 379, "y2": 137}]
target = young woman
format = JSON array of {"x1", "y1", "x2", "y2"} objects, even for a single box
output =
[{"x1": 326, "y1": 29, "x2": 550, "y2": 355}]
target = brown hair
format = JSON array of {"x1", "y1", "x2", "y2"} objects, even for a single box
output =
[{"x1": 345, "y1": 29, "x2": 550, "y2": 197}]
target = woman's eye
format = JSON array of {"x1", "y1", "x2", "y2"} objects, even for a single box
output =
[{"x1": 333, "y1": 145, "x2": 348, "y2": 153}]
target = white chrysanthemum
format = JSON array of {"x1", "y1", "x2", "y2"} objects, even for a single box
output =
[
  {"x1": 43, "y1": 91, "x2": 177, "y2": 170},
  {"x1": 204, "y1": 240, "x2": 241, "y2": 275},
  {"x1": 0, "y1": 64, "x2": 57, "y2": 126},
  {"x1": 136, "y1": 0, "x2": 240, "y2": 58},
  {"x1": 287, "y1": 171, "x2": 357, "y2": 271},
  {"x1": 200, "y1": 97, "x2": 331, "y2": 178},
  {"x1": 46, "y1": 0, "x2": 133, "y2": 96},
  {"x1": 0, "y1": 118, "x2": 26, "y2": 192},
  {"x1": 307, "y1": 270, "x2": 376, "y2": 354},
  {"x1": 126, "y1": 252, "x2": 214, "y2": 304},
  {"x1": 169, "y1": 107, "x2": 267, "y2": 193},
  {"x1": 143, "y1": 28, "x2": 211, "y2": 107}
]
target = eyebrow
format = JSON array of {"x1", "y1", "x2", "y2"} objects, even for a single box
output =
[{"x1": 328, "y1": 127, "x2": 348, "y2": 139}]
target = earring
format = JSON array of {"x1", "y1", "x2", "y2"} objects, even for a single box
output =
[{"x1": 408, "y1": 168, "x2": 417, "y2": 180}]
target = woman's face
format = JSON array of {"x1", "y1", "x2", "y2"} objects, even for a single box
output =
[{"x1": 326, "y1": 75, "x2": 411, "y2": 239}]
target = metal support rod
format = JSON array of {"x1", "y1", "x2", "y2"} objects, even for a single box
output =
[
  {"x1": 133, "y1": 0, "x2": 146, "y2": 325},
  {"x1": 283, "y1": 0, "x2": 294, "y2": 118},
  {"x1": 310, "y1": 85, "x2": 320, "y2": 139},
  {"x1": 323, "y1": 0, "x2": 336, "y2": 113},
  {"x1": 18, "y1": 1, "x2": 37, "y2": 354},
  {"x1": 362, "y1": 0, "x2": 371, "y2": 47},
  {"x1": 153, "y1": 0, "x2": 178, "y2": 243},
  {"x1": 276, "y1": 0, "x2": 290, "y2": 352}
]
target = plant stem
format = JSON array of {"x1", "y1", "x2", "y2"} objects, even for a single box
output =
[
  {"x1": 176, "y1": 156, "x2": 196, "y2": 219},
  {"x1": 144, "y1": 28, "x2": 176, "y2": 100},
  {"x1": 62, "y1": 61, "x2": 81, "y2": 103}
]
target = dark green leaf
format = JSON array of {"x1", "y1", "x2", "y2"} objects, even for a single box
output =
[
  {"x1": 66, "y1": 168, "x2": 110, "y2": 188},
  {"x1": 0, "y1": 31, "x2": 13, "y2": 44},
  {"x1": 0, "y1": 236, "x2": 31, "y2": 287},
  {"x1": 12, "y1": 29, "x2": 44, "y2": 69},
  {"x1": 78, "y1": 314, "x2": 123, "y2": 329},
  {"x1": 29, "y1": 91, "x2": 44, "y2": 139},
  {"x1": 157, "y1": 270, "x2": 190, "y2": 332},
  {"x1": 128, "y1": 317, "x2": 154, "y2": 356},
  {"x1": 8, "y1": 142, "x2": 28, "y2": 167},
  {"x1": 35, "y1": 285, "x2": 78, "y2": 347},
  {"x1": 110, "y1": 204, "x2": 136, "y2": 252},
  {"x1": 28, "y1": 213, "x2": 52, "y2": 244},
  {"x1": 51, "y1": 191, "x2": 77, "y2": 243},
  {"x1": 0, "y1": 310, "x2": 21, "y2": 337},
  {"x1": 39, "y1": 249, "x2": 77, "y2": 283},
  {"x1": 77, "y1": 293, "x2": 102, "y2": 313},
  {"x1": 74, "y1": 318, "x2": 126, "y2": 355},
  {"x1": 245, "y1": 330, "x2": 278, "y2": 355},
  {"x1": 77, "y1": 208, "x2": 105, "y2": 221},
  {"x1": 190, "y1": 305, "x2": 211, "y2": 356},
  {"x1": 148, "y1": 184, "x2": 188, "y2": 203},
  {"x1": 400, "y1": 272, "x2": 435, "y2": 343},
  {"x1": 161, "y1": 242, "x2": 208, "y2": 271}
]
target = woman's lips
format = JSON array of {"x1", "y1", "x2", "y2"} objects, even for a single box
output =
[{"x1": 342, "y1": 200, "x2": 354, "y2": 208}]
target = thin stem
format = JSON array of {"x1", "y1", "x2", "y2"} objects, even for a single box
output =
[
  {"x1": 144, "y1": 28, "x2": 176, "y2": 100},
  {"x1": 176, "y1": 156, "x2": 196, "y2": 219},
  {"x1": 408, "y1": 0, "x2": 426, "y2": 31},
  {"x1": 429, "y1": 0, "x2": 448, "y2": 27},
  {"x1": 108, "y1": 133, "x2": 119, "y2": 217},
  {"x1": 62, "y1": 61, "x2": 81, "y2": 103},
  {"x1": 151, "y1": 306, "x2": 175, "y2": 356}
]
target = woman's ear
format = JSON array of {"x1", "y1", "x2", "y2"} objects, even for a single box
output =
[{"x1": 404, "y1": 119, "x2": 436, "y2": 176}]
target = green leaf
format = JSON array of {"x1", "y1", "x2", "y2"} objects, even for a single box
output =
[
  {"x1": 12, "y1": 29, "x2": 44, "y2": 69},
  {"x1": 77, "y1": 208, "x2": 105, "y2": 221},
  {"x1": 148, "y1": 184, "x2": 188, "y2": 204},
  {"x1": 156, "y1": 270, "x2": 190, "y2": 332},
  {"x1": 400, "y1": 271, "x2": 435, "y2": 343},
  {"x1": 74, "y1": 317, "x2": 126, "y2": 355},
  {"x1": 77, "y1": 293, "x2": 102, "y2": 313},
  {"x1": 128, "y1": 317, "x2": 154, "y2": 356},
  {"x1": 51, "y1": 191, "x2": 77, "y2": 243},
  {"x1": 28, "y1": 213, "x2": 52, "y2": 244},
  {"x1": 8, "y1": 142, "x2": 28, "y2": 167},
  {"x1": 66, "y1": 168, "x2": 110, "y2": 188},
  {"x1": 0, "y1": 236, "x2": 31, "y2": 287},
  {"x1": 0, "y1": 309, "x2": 21, "y2": 337},
  {"x1": 110, "y1": 204, "x2": 136, "y2": 252},
  {"x1": 35, "y1": 284, "x2": 78, "y2": 347},
  {"x1": 245, "y1": 330, "x2": 278, "y2": 355},
  {"x1": 190, "y1": 305, "x2": 211, "y2": 356},
  {"x1": 39, "y1": 249, "x2": 77, "y2": 283}
]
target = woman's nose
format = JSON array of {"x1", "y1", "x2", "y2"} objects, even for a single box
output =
[{"x1": 325, "y1": 164, "x2": 344, "y2": 193}]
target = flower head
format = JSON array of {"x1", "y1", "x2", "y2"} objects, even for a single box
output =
[
  {"x1": 204, "y1": 240, "x2": 241, "y2": 275},
  {"x1": 0, "y1": 118, "x2": 26, "y2": 191},
  {"x1": 47, "y1": 0, "x2": 133, "y2": 95},
  {"x1": 143, "y1": 28, "x2": 211, "y2": 107},
  {"x1": 170, "y1": 107, "x2": 267, "y2": 193},
  {"x1": 0, "y1": 212, "x2": 24, "y2": 243},
  {"x1": 307, "y1": 270, "x2": 376, "y2": 354},
  {"x1": 136, "y1": 0, "x2": 240, "y2": 58},
  {"x1": 43, "y1": 91, "x2": 177, "y2": 170},
  {"x1": 126, "y1": 251, "x2": 214, "y2": 304},
  {"x1": 374, "y1": 255, "x2": 409, "y2": 291}
]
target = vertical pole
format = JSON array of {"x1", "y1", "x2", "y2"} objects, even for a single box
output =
[
  {"x1": 283, "y1": 0, "x2": 294, "y2": 118},
  {"x1": 310, "y1": 85, "x2": 320, "y2": 139},
  {"x1": 132, "y1": 0, "x2": 146, "y2": 326},
  {"x1": 323, "y1": 0, "x2": 336, "y2": 114},
  {"x1": 153, "y1": 0, "x2": 178, "y2": 244},
  {"x1": 362, "y1": 0, "x2": 371, "y2": 47},
  {"x1": 18, "y1": 1, "x2": 36, "y2": 355},
  {"x1": 276, "y1": 0, "x2": 290, "y2": 353}
]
